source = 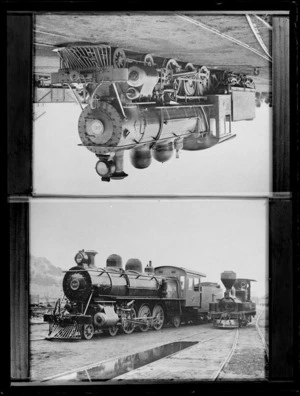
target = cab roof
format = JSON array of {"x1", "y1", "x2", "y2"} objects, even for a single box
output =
[
  {"x1": 155, "y1": 265, "x2": 206, "y2": 278},
  {"x1": 235, "y1": 278, "x2": 257, "y2": 282}
]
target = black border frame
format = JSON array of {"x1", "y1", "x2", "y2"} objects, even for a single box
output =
[{"x1": 4, "y1": 3, "x2": 299, "y2": 395}]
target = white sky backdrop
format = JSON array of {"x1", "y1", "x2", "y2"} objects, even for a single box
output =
[
  {"x1": 30, "y1": 199, "x2": 268, "y2": 297},
  {"x1": 33, "y1": 103, "x2": 272, "y2": 196}
]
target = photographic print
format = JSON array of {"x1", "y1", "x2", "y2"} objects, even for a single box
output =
[
  {"x1": 29, "y1": 199, "x2": 268, "y2": 382},
  {"x1": 8, "y1": 9, "x2": 295, "y2": 392},
  {"x1": 33, "y1": 13, "x2": 272, "y2": 196}
]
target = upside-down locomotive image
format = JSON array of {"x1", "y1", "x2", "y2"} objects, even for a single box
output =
[
  {"x1": 44, "y1": 249, "x2": 224, "y2": 340},
  {"x1": 209, "y1": 271, "x2": 256, "y2": 328},
  {"x1": 50, "y1": 44, "x2": 256, "y2": 181}
]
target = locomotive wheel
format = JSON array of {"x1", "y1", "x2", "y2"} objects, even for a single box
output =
[
  {"x1": 108, "y1": 325, "x2": 118, "y2": 337},
  {"x1": 82, "y1": 324, "x2": 94, "y2": 340},
  {"x1": 152, "y1": 304, "x2": 165, "y2": 331},
  {"x1": 121, "y1": 307, "x2": 136, "y2": 334},
  {"x1": 112, "y1": 48, "x2": 127, "y2": 68},
  {"x1": 143, "y1": 53, "x2": 154, "y2": 67},
  {"x1": 138, "y1": 304, "x2": 151, "y2": 332},
  {"x1": 197, "y1": 66, "x2": 210, "y2": 95},
  {"x1": 164, "y1": 58, "x2": 182, "y2": 95},
  {"x1": 182, "y1": 63, "x2": 197, "y2": 96},
  {"x1": 172, "y1": 316, "x2": 181, "y2": 328}
]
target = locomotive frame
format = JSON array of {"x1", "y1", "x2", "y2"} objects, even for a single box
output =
[
  {"x1": 47, "y1": 43, "x2": 256, "y2": 181},
  {"x1": 44, "y1": 250, "x2": 222, "y2": 340}
]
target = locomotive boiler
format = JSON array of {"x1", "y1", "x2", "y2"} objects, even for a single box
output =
[
  {"x1": 209, "y1": 271, "x2": 256, "y2": 328},
  {"x1": 44, "y1": 249, "x2": 223, "y2": 340},
  {"x1": 49, "y1": 43, "x2": 256, "y2": 181}
]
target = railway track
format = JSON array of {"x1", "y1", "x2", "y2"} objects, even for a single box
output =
[
  {"x1": 110, "y1": 318, "x2": 267, "y2": 381},
  {"x1": 212, "y1": 328, "x2": 239, "y2": 380},
  {"x1": 255, "y1": 309, "x2": 269, "y2": 360},
  {"x1": 32, "y1": 315, "x2": 267, "y2": 382}
]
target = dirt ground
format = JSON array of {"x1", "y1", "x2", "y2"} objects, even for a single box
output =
[
  {"x1": 30, "y1": 322, "x2": 215, "y2": 380},
  {"x1": 34, "y1": 13, "x2": 271, "y2": 92},
  {"x1": 30, "y1": 307, "x2": 268, "y2": 381}
]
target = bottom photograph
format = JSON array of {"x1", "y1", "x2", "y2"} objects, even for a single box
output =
[{"x1": 29, "y1": 199, "x2": 268, "y2": 383}]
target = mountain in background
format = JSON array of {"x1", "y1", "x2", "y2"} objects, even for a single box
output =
[{"x1": 30, "y1": 256, "x2": 63, "y2": 304}]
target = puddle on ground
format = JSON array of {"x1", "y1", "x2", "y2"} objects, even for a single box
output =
[{"x1": 50, "y1": 341, "x2": 198, "y2": 381}]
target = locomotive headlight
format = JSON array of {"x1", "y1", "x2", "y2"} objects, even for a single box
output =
[
  {"x1": 70, "y1": 278, "x2": 80, "y2": 290},
  {"x1": 95, "y1": 160, "x2": 116, "y2": 177},
  {"x1": 87, "y1": 119, "x2": 105, "y2": 137},
  {"x1": 75, "y1": 252, "x2": 83, "y2": 264}
]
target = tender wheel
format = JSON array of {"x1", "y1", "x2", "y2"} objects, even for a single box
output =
[
  {"x1": 108, "y1": 325, "x2": 118, "y2": 337},
  {"x1": 138, "y1": 304, "x2": 151, "y2": 332},
  {"x1": 197, "y1": 65, "x2": 210, "y2": 95},
  {"x1": 112, "y1": 48, "x2": 127, "y2": 68},
  {"x1": 121, "y1": 307, "x2": 136, "y2": 334},
  {"x1": 152, "y1": 304, "x2": 165, "y2": 331},
  {"x1": 143, "y1": 53, "x2": 154, "y2": 67},
  {"x1": 172, "y1": 316, "x2": 181, "y2": 328},
  {"x1": 69, "y1": 70, "x2": 80, "y2": 82},
  {"x1": 82, "y1": 324, "x2": 94, "y2": 340}
]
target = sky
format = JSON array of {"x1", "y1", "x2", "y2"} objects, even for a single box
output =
[
  {"x1": 30, "y1": 199, "x2": 268, "y2": 297},
  {"x1": 33, "y1": 102, "x2": 272, "y2": 196}
]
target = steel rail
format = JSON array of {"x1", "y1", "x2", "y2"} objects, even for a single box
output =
[
  {"x1": 211, "y1": 328, "x2": 239, "y2": 380},
  {"x1": 174, "y1": 13, "x2": 272, "y2": 63},
  {"x1": 245, "y1": 15, "x2": 272, "y2": 60},
  {"x1": 255, "y1": 309, "x2": 269, "y2": 360},
  {"x1": 34, "y1": 42, "x2": 54, "y2": 47},
  {"x1": 254, "y1": 15, "x2": 273, "y2": 30},
  {"x1": 34, "y1": 29, "x2": 74, "y2": 39}
]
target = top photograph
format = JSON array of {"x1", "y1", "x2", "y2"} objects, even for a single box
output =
[{"x1": 33, "y1": 12, "x2": 272, "y2": 196}]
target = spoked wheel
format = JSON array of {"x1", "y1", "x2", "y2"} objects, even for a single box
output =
[
  {"x1": 164, "y1": 58, "x2": 182, "y2": 95},
  {"x1": 108, "y1": 325, "x2": 118, "y2": 337},
  {"x1": 138, "y1": 304, "x2": 151, "y2": 332},
  {"x1": 143, "y1": 53, "x2": 154, "y2": 67},
  {"x1": 152, "y1": 304, "x2": 165, "y2": 331},
  {"x1": 112, "y1": 48, "x2": 127, "y2": 68},
  {"x1": 121, "y1": 307, "x2": 136, "y2": 334},
  {"x1": 197, "y1": 65, "x2": 210, "y2": 95},
  {"x1": 172, "y1": 316, "x2": 181, "y2": 328},
  {"x1": 227, "y1": 72, "x2": 240, "y2": 86},
  {"x1": 244, "y1": 77, "x2": 255, "y2": 89},
  {"x1": 82, "y1": 324, "x2": 94, "y2": 340},
  {"x1": 182, "y1": 63, "x2": 197, "y2": 96}
]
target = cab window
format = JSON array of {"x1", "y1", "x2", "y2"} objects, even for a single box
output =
[
  {"x1": 180, "y1": 276, "x2": 185, "y2": 290},
  {"x1": 188, "y1": 277, "x2": 193, "y2": 290},
  {"x1": 194, "y1": 277, "x2": 200, "y2": 291}
]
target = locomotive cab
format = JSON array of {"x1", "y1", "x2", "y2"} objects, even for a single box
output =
[{"x1": 154, "y1": 266, "x2": 206, "y2": 307}]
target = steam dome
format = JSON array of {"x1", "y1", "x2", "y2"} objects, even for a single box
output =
[
  {"x1": 130, "y1": 146, "x2": 152, "y2": 169},
  {"x1": 152, "y1": 141, "x2": 174, "y2": 163},
  {"x1": 106, "y1": 254, "x2": 122, "y2": 269},
  {"x1": 125, "y1": 258, "x2": 143, "y2": 273}
]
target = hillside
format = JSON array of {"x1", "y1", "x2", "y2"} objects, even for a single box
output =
[{"x1": 30, "y1": 256, "x2": 63, "y2": 304}]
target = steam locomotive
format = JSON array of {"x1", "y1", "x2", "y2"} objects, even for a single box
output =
[
  {"x1": 209, "y1": 271, "x2": 256, "y2": 328},
  {"x1": 44, "y1": 249, "x2": 223, "y2": 340},
  {"x1": 50, "y1": 43, "x2": 256, "y2": 181}
]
